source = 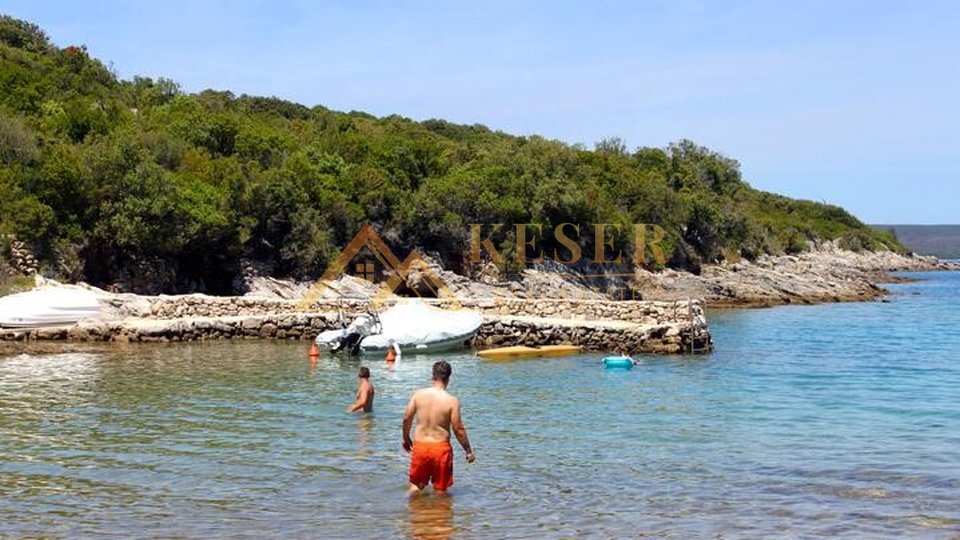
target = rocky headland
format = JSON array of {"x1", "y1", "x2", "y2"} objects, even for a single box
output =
[{"x1": 631, "y1": 244, "x2": 957, "y2": 307}]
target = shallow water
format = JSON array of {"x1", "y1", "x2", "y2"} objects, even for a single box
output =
[{"x1": 2, "y1": 273, "x2": 959, "y2": 538}]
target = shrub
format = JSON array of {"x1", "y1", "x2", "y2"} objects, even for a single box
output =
[{"x1": 0, "y1": 113, "x2": 38, "y2": 164}]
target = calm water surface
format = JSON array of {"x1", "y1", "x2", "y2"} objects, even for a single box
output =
[{"x1": 2, "y1": 273, "x2": 960, "y2": 538}]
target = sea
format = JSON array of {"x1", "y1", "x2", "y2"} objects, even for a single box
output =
[{"x1": 1, "y1": 271, "x2": 958, "y2": 538}]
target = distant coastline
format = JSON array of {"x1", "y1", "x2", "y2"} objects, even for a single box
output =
[{"x1": 872, "y1": 225, "x2": 960, "y2": 259}]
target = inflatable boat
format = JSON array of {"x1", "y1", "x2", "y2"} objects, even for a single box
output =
[{"x1": 314, "y1": 299, "x2": 482, "y2": 355}]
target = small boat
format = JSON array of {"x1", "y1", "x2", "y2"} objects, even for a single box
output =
[
  {"x1": 0, "y1": 287, "x2": 101, "y2": 328},
  {"x1": 314, "y1": 299, "x2": 482, "y2": 355},
  {"x1": 477, "y1": 344, "x2": 582, "y2": 361}
]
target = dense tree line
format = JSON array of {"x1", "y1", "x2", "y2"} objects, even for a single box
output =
[{"x1": 0, "y1": 16, "x2": 902, "y2": 293}]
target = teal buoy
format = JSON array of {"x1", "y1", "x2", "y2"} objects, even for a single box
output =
[{"x1": 602, "y1": 356, "x2": 634, "y2": 369}]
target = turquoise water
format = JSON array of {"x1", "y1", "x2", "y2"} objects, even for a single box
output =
[{"x1": 2, "y1": 272, "x2": 959, "y2": 538}]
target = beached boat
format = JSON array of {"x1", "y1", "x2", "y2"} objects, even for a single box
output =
[
  {"x1": 477, "y1": 344, "x2": 582, "y2": 360},
  {"x1": 0, "y1": 287, "x2": 101, "y2": 328},
  {"x1": 314, "y1": 299, "x2": 483, "y2": 355}
]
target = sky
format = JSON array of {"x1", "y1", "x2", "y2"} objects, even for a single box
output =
[{"x1": 5, "y1": 0, "x2": 959, "y2": 223}]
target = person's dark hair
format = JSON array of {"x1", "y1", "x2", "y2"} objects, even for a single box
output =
[
  {"x1": 432, "y1": 361, "x2": 451, "y2": 383},
  {"x1": 358, "y1": 367, "x2": 370, "y2": 379}
]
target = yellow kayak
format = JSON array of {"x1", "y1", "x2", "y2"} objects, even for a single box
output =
[{"x1": 477, "y1": 345, "x2": 583, "y2": 360}]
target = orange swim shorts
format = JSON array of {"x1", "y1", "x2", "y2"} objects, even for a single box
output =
[{"x1": 409, "y1": 440, "x2": 454, "y2": 491}]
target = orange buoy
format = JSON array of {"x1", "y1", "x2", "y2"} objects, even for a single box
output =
[{"x1": 309, "y1": 343, "x2": 320, "y2": 358}]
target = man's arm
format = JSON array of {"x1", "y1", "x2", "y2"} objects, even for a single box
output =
[
  {"x1": 450, "y1": 398, "x2": 475, "y2": 463},
  {"x1": 346, "y1": 386, "x2": 369, "y2": 413},
  {"x1": 402, "y1": 393, "x2": 416, "y2": 452}
]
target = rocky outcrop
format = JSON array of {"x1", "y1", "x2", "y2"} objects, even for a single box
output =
[
  {"x1": 238, "y1": 246, "x2": 957, "y2": 310},
  {"x1": 7, "y1": 240, "x2": 38, "y2": 275},
  {"x1": 631, "y1": 245, "x2": 958, "y2": 307}
]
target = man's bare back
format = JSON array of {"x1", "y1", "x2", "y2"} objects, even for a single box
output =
[
  {"x1": 406, "y1": 387, "x2": 457, "y2": 442},
  {"x1": 402, "y1": 361, "x2": 475, "y2": 493}
]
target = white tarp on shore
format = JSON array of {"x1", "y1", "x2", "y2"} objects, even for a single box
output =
[{"x1": 0, "y1": 287, "x2": 101, "y2": 328}]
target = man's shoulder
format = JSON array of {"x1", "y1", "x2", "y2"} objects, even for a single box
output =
[
  {"x1": 414, "y1": 387, "x2": 456, "y2": 402},
  {"x1": 437, "y1": 389, "x2": 458, "y2": 407}
]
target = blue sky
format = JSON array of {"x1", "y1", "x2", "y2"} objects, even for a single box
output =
[{"x1": 5, "y1": 0, "x2": 959, "y2": 223}]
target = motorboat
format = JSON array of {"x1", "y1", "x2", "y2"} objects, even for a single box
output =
[
  {"x1": 0, "y1": 287, "x2": 101, "y2": 328},
  {"x1": 314, "y1": 299, "x2": 483, "y2": 355}
]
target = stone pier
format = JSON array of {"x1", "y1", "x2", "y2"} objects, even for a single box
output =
[{"x1": 0, "y1": 297, "x2": 712, "y2": 355}]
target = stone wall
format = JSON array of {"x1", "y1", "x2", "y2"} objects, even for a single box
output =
[
  {"x1": 475, "y1": 316, "x2": 707, "y2": 354},
  {"x1": 139, "y1": 295, "x2": 712, "y2": 353},
  {"x1": 467, "y1": 297, "x2": 705, "y2": 326},
  {"x1": 7, "y1": 240, "x2": 38, "y2": 275},
  {"x1": 1, "y1": 296, "x2": 711, "y2": 355},
  {"x1": 141, "y1": 294, "x2": 704, "y2": 325}
]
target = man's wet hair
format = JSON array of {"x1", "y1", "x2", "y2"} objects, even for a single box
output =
[
  {"x1": 358, "y1": 366, "x2": 370, "y2": 379},
  {"x1": 432, "y1": 360, "x2": 452, "y2": 383}
]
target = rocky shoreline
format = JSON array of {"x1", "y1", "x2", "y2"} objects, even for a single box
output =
[
  {"x1": 2, "y1": 246, "x2": 955, "y2": 355},
  {"x1": 231, "y1": 244, "x2": 954, "y2": 310},
  {"x1": 631, "y1": 245, "x2": 957, "y2": 307}
]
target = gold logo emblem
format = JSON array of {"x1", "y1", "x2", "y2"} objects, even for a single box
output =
[{"x1": 297, "y1": 224, "x2": 460, "y2": 311}]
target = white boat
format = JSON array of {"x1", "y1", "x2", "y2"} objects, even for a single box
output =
[
  {"x1": 314, "y1": 299, "x2": 482, "y2": 355},
  {"x1": 0, "y1": 287, "x2": 101, "y2": 328}
]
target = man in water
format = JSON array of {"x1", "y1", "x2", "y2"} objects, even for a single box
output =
[
  {"x1": 386, "y1": 342, "x2": 401, "y2": 365},
  {"x1": 402, "y1": 360, "x2": 475, "y2": 494},
  {"x1": 346, "y1": 366, "x2": 375, "y2": 413}
]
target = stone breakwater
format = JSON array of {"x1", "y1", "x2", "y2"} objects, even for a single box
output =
[
  {"x1": 475, "y1": 314, "x2": 708, "y2": 354},
  {"x1": 136, "y1": 294, "x2": 702, "y2": 325},
  {"x1": 0, "y1": 297, "x2": 711, "y2": 355}
]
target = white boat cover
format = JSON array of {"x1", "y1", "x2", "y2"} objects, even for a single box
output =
[
  {"x1": 0, "y1": 287, "x2": 101, "y2": 328},
  {"x1": 359, "y1": 299, "x2": 482, "y2": 351}
]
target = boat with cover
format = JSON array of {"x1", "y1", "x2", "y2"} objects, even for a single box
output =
[
  {"x1": 314, "y1": 299, "x2": 482, "y2": 355},
  {"x1": 0, "y1": 287, "x2": 101, "y2": 328}
]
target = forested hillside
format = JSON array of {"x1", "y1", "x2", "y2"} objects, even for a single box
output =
[{"x1": 0, "y1": 15, "x2": 903, "y2": 294}]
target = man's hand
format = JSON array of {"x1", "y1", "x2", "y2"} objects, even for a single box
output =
[
  {"x1": 465, "y1": 450, "x2": 475, "y2": 464},
  {"x1": 403, "y1": 436, "x2": 413, "y2": 453}
]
